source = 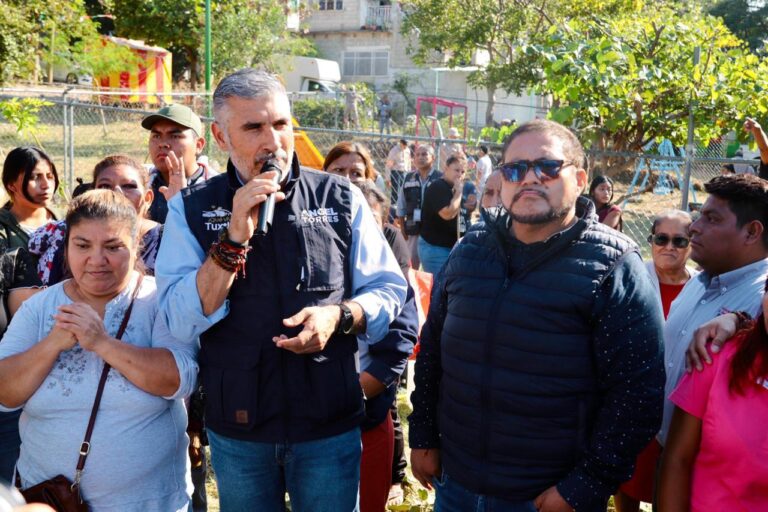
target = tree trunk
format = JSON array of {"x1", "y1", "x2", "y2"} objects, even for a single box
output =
[{"x1": 484, "y1": 84, "x2": 496, "y2": 127}]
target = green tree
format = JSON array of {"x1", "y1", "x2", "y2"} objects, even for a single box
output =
[
  {"x1": 107, "y1": 0, "x2": 314, "y2": 88},
  {"x1": 0, "y1": 0, "x2": 130, "y2": 84},
  {"x1": 212, "y1": 0, "x2": 315, "y2": 77},
  {"x1": 0, "y1": 98, "x2": 54, "y2": 148},
  {"x1": 399, "y1": 0, "x2": 642, "y2": 127},
  {"x1": 709, "y1": 0, "x2": 768, "y2": 52},
  {"x1": 0, "y1": 6, "x2": 35, "y2": 83},
  {"x1": 107, "y1": 0, "x2": 204, "y2": 86},
  {"x1": 531, "y1": 5, "x2": 768, "y2": 152}
]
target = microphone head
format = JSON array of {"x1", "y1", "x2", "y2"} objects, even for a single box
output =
[{"x1": 258, "y1": 148, "x2": 288, "y2": 179}]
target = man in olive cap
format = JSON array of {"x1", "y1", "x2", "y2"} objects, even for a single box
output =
[{"x1": 141, "y1": 103, "x2": 213, "y2": 223}]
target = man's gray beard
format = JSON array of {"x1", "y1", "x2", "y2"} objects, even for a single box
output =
[{"x1": 507, "y1": 204, "x2": 571, "y2": 225}]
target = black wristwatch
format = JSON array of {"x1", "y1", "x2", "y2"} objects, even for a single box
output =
[
  {"x1": 336, "y1": 303, "x2": 355, "y2": 335},
  {"x1": 218, "y1": 227, "x2": 248, "y2": 248}
]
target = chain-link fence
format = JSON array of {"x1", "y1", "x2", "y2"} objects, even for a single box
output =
[
  {"x1": 289, "y1": 90, "x2": 544, "y2": 136},
  {"x1": 0, "y1": 93, "x2": 760, "y2": 251}
]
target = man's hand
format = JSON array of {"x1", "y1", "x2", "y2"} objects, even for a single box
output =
[
  {"x1": 54, "y1": 303, "x2": 110, "y2": 352},
  {"x1": 228, "y1": 170, "x2": 285, "y2": 244},
  {"x1": 188, "y1": 431, "x2": 204, "y2": 468},
  {"x1": 158, "y1": 150, "x2": 188, "y2": 200},
  {"x1": 744, "y1": 117, "x2": 762, "y2": 134},
  {"x1": 686, "y1": 313, "x2": 737, "y2": 372},
  {"x1": 274, "y1": 305, "x2": 341, "y2": 354},
  {"x1": 453, "y1": 177, "x2": 464, "y2": 197},
  {"x1": 533, "y1": 486, "x2": 574, "y2": 512},
  {"x1": 410, "y1": 448, "x2": 441, "y2": 490}
]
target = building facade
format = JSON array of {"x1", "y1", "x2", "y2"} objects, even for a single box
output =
[{"x1": 302, "y1": 0, "x2": 547, "y2": 128}]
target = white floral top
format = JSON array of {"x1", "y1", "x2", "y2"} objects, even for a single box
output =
[{"x1": 0, "y1": 273, "x2": 197, "y2": 511}]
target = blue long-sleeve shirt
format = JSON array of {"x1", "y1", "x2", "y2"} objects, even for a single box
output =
[
  {"x1": 155, "y1": 173, "x2": 407, "y2": 346},
  {"x1": 359, "y1": 284, "x2": 417, "y2": 430}
]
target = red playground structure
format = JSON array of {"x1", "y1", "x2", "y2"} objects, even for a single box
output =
[{"x1": 414, "y1": 96, "x2": 468, "y2": 139}]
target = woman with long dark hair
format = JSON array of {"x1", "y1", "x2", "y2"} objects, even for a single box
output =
[
  {"x1": 659, "y1": 278, "x2": 768, "y2": 510},
  {"x1": 0, "y1": 147, "x2": 59, "y2": 250},
  {"x1": 0, "y1": 146, "x2": 59, "y2": 482},
  {"x1": 589, "y1": 175, "x2": 622, "y2": 231}
]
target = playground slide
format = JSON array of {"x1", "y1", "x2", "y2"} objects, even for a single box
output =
[{"x1": 293, "y1": 118, "x2": 324, "y2": 170}]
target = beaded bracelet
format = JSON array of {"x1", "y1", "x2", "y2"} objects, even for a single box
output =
[{"x1": 209, "y1": 240, "x2": 249, "y2": 277}]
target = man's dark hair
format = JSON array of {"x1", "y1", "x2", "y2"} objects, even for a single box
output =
[
  {"x1": 445, "y1": 155, "x2": 464, "y2": 168},
  {"x1": 705, "y1": 174, "x2": 768, "y2": 246},
  {"x1": 479, "y1": 145, "x2": 488, "y2": 155},
  {"x1": 502, "y1": 120, "x2": 585, "y2": 169},
  {"x1": 399, "y1": 139, "x2": 408, "y2": 146}
]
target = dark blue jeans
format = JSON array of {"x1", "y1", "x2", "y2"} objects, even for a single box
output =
[
  {"x1": 0, "y1": 410, "x2": 21, "y2": 484},
  {"x1": 433, "y1": 471, "x2": 538, "y2": 512},
  {"x1": 208, "y1": 428, "x2": 361, "y2": 512}
]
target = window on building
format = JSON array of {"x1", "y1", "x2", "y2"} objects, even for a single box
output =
[
  {"x1": 343, "y1": 51, "x2": 389, "y2": 77},
  {"x1": 318, "y1": 0, "x2": 342, "y2": 10}
]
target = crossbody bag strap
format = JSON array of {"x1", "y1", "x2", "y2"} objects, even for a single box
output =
[{"x1": 72, "y1": 274, "x2": 144, "y2": 488}]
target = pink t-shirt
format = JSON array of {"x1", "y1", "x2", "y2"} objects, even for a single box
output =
[{"x1": 670, "y1": 338, "x2": 768, "y2": 511}]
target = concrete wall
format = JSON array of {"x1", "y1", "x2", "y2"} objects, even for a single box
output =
[{"x1": 305, "y1": 0, "x2": 547, "y2": 127}]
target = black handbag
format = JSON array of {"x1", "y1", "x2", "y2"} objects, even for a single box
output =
[{"x1": 18, "y1": 277, "x2": 143, "y2": 511}]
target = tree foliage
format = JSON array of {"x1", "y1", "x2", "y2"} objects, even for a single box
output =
[
  {"x1": 106, "y1": 0, "x2": 205, "y2": 84},
  {"x1": 709, "y1": 0, "x2": 768, "y2": 53},
  {"x1": 531, "y1": 5, "x2": 768, "y2": 151},
  {"x1": 399, "y1": 0, "x2": 642, "y2": 126},
  {"x1": 211, "y1": 0, "x2": 315, "y2": 77},
  {"x1": 0, "y1": 98, "x2": 54, "y2": 148},
  {"x1": 106, "y1": 0, "x2": 315, "y2": 87},
  {"x1": 0, "y1": 0, "x2": 133, "y2": 84}
]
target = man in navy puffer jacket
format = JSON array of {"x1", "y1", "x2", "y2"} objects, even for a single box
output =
[{"x1": 409, "y1": 120, "x2": 665, "y2": 512}]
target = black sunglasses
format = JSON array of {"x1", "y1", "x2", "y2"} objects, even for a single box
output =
[
  {"x1": 498, "y1": 159, "x2": 575, "y2": 183},
  {"x1": 647, "y1": 234, "x2": 690, "y2": 249}
]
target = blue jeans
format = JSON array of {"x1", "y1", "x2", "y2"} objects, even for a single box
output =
[
  {"x1": 379, "y1": 118, "x2": 391, "y2": 135},
  {"x1": 434, "y1": 471, "x2": 537, "y2": 512},
  {"x1": 208, "y1": 428, "x2": 361, "y2": 512},
  {"x1": 418, "y1": 238, "x2": 451, "y2": 275},
  {"x1": 0, "y1": 410, "x2": 21, "y2": 484}
]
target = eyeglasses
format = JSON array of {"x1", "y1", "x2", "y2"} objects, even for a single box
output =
[
  {"x1": 647, "y1": 234, "x2": 690, "y2": 249},
  {"x1": 498, "y1": 160, "x2": 574, "y2": 183}
]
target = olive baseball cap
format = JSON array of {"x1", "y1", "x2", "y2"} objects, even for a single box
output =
[{"x1": 141, "y1": 104, "x2": 203, "y2": 137}]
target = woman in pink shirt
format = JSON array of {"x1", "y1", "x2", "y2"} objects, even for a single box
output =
[{"x1": 658, "y1": 279, "x2": 768, "y2": 511}]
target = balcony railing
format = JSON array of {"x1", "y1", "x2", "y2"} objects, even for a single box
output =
[{"x1": 365, "y1": 6, "x2": 392, "y2": 31}]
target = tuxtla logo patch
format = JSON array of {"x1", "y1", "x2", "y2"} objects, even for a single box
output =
[{"x1": 203, "y1": 206, "x2": 232, "y2": 231}]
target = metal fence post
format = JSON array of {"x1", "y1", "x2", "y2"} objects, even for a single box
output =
[
  {"x1": 68, "y1": 99, "x2": 75, "y2": 192},
  {"x1": 62, "y1": 101, "x2": 69, "y2": 189}
]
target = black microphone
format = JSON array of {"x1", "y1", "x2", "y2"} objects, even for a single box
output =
[{"x1": 256, "y1": 158, "x2": 284, "y2": 235}]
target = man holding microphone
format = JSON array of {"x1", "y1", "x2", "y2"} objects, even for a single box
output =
[{"x1": 156, "y1": 68, "x2": 406, "y2": 512}]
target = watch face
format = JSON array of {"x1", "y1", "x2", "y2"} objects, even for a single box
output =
[{"x1": 339, "y1": 305, "x2": 354, "y2": 334}]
